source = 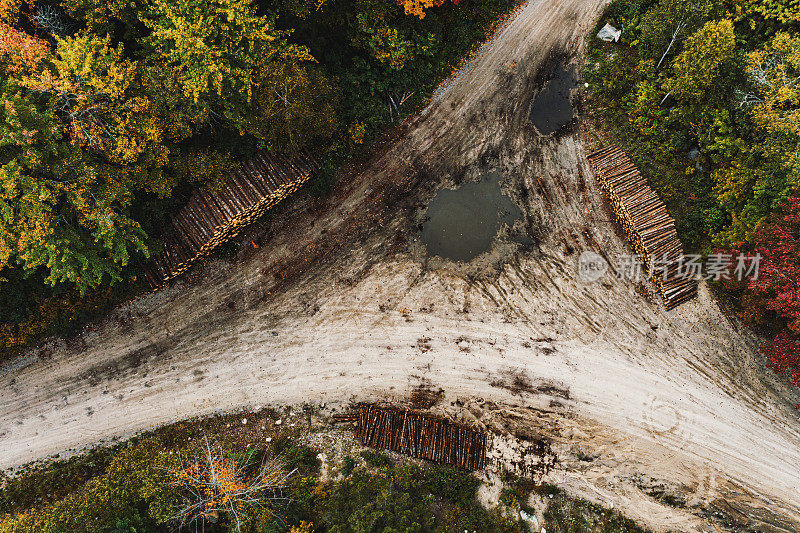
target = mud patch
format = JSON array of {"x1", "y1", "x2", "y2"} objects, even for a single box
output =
[
  {"x1": 490, "y1": 369, "x2": 570, "y2": 399},
  {"x1": 420, "y1": 170, "x2": 522, "y2": 262},
  {"x1": 529, "y1": 64, "x2": 577, "y2": 135},
  {"x1": 78, "y1": 339, "x2": 177, "y2": 386},
  {"x1": 490, "y1": 368, "x2": 536, "y2": 395},
  {"x1": 410, "y1": 384, "x2": 443, "y2": 409}
]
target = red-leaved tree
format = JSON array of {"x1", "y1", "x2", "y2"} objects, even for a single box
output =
[{"x1": 720, "y1": 195, "x2": 800, "y2": 388}]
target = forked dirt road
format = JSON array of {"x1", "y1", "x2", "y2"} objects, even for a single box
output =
[{"x1": 2, "y1": 0, "x2": 800, "y2": 531}]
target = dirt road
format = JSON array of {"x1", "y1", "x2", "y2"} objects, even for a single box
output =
[{"x1": 2, "y1": 0, "x2": 799, "y2": 531}]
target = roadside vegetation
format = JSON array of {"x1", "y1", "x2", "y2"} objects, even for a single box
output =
[
  {"x1": 585, "y1": 0, "x2": 800, "y2": 390},
  {"x1": 0, "y1": 0, "x2": 518, "y2": 361},
  {"x1": 0, "y1": 409, "x2": 650, "y2": 532}
]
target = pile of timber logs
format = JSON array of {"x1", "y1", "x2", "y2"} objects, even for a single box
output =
[
  {"x1": 355, "y1": 404, "x2": 487, "y2": 471},
  {"x1": 143, "y1": 149, "x2": 319, "y2": 286},
  {"x1": 587, "y1": 146, "x2": 697, "y2": 310}
]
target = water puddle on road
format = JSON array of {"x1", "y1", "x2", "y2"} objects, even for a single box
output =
[
  {"x1": 529, "y1": 64, "x2": 577, "y2": 135},
  {"x1": 420, "y1": 170, "x2": 523, "y2": 262}
]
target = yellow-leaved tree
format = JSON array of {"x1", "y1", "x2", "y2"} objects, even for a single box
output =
[
  {"x1": 663, "y1": 19, "x2": 736, "y2": 102},
  {"x1": 141, "y1": 0, "x2": 335, "y2": 148},
  {"x1": 713, "y1": 32, "x2": 800, "y2": 244}
]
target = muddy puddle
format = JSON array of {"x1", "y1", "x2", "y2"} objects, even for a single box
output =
[
  {"x1": 420, "y1": 170, "x2": 523, "y2": 262},
  {"x1": 529, "y1": 64, "x2": 577, "y2": 135}
]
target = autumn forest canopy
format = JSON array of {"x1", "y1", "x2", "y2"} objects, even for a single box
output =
[
  {"x1": 587, "y1": 0, "x2": 800, "y2": 387},
  {"x1": 0, "y1": 0, "x2": 510, "y2": 355}
]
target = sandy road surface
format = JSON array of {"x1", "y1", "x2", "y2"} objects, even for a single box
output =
[{"x1": 2, "y1": 0, "x2": 800, "y2": 531}]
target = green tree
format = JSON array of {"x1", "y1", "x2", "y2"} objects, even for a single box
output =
[
  {"x1": 0, "y1": 30, "x2": 181, "y2": 292},
  {"x1": 62, "y1": 0, "x2": 147, "y2": 37},
  {"x1": 349, "y1": 0, "x2": 437, "y2": 71},
  {"x1": 746, "y1": 32, "x2": 800, "y2": 142},
  {"x1": 663, "y1": 19, "x2": 736, "y2": 102},
  {"x1": 236, "y1": 61, "x2": 337, "y2": 149},
  {"x1": 637, "y1": 0, "x2": 714, "y2": 68},
  {"x1": 736, "y1": 0, "x2": 800, "y2": 25},
  {"x1": 141, "y1": 0, "x2": 326, "y2": 145},
  {"x1": 31, "y1": 32, "x2": 162, "y2": 165},
  {"x1": 0, "y1": 439, "x2": 179, "y2": 533},
  {"x1": 0, "y1": 72, "x2": 147, "y2": 292}
]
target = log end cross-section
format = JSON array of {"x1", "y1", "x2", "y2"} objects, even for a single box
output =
[
  {"x1": 142, "y1": 149, "x2": 319, "y2": 287},
  {"x1": 587, "y1": 146, "x2": 698, "y2": 310}
]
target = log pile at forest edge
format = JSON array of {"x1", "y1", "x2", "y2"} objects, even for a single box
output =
[
  {"x1": 143, "y1": 149, "x2": 319, "y2": 286},
  {"x1": 353, "y1": 404, "x2": 487, "y2": 471},
  {"x1": 587, "y1": 146, "x2": 698, "y2": 310}
]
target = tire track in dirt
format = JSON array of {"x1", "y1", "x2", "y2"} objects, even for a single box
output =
[{"x1": 2, "y1": 1, "x2": 800, "y2": 531}]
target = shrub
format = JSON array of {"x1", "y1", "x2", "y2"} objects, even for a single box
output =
[
  {"x1": 358, "y1": 450, "x2": 394, "y2": 468},
  {"x1": 543, "y1": 493, "x2": 649, "y2": 533},
  {"x1": 422, "y1": 465, "x2": 479, "y2": 505},
  {"x1": 0, "y1": 439, "x2": 179, "y2": 533},
  {"x1": 341, "y1": 456, "x2": 356, "y2": 476},
  {"x1": 0, "y1": 446, "x2": 118, "y2": 515},
  {"x1": 320, "y1": 467, "x2": 436, "y2": 532}
]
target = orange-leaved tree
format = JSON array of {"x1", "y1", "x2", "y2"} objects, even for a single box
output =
[
  {"x1": 397, "y1": 0, "x2": 459, "y2": 19},
  {"x1": 171, "y1": 436, "x2": 294, "y2": 531},
  {"x1": 0, "y1": 21, "x2": 48, "y2": 75}
]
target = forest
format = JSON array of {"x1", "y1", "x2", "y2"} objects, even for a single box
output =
[
  {"x1": 0, "y1": 0, "x2": 516, "y2": 358},
  {"x1": 0, "y1": 409, "x2": 649, "y2": 533},
  {"x1": 586, "y1": 0, "x2": 800, "y2": 389}
]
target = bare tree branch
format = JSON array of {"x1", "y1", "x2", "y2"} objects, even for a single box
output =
[{"x1": 169, "y1": 435, "x2": 294, "y2": 532}]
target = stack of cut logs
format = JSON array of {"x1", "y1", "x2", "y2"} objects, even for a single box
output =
[
  {"x1": 143, "y1": 149, "x2": 319, "y2": 286},
  {"x1": 587, "y1": 146, "x2": 697, "y2": 310},
  {"x1": 354, "y1": 404, "x2": 487, "y2": 471}
]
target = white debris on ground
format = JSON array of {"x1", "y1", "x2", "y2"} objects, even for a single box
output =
[
  {"x1": 317, "y1": 452, "x2": 329, "y2": 480},
  {"x1": 519, "y1": 509, "x2": 539, "y2": 529},
  {"x1": 597, "y1": 22, "x2": 622, "y2": 42},
  {"x1": 486, "y1": 433, "x2": 555, "y2": 478}
]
